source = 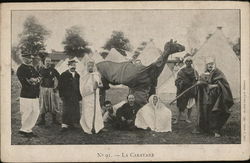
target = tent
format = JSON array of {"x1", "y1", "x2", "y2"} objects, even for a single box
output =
[
  {"x1": 157, "y1": 66, "x2": 178, "y2": 102},
  {"x1": 137, "y1": 40, "x2": 162, "y2": 66},
  {"x1": 55, "y1": 59, "x2": 64, "y2": 70},
  {"x1": 192, "y1": 28, "x2": 240, "y2": 98},
  {"x1": 105, "y1": 48, "x2": 127, "y2": 63},
  {"x1": 88, "y1": 49, "x2": 105, "y2": 64}
]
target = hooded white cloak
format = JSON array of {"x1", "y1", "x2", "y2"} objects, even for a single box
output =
[{"x1": 135, "y1": 95, "x2": 172, "y2": 132}]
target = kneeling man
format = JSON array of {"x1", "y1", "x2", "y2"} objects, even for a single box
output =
[{"x1": 115, "y1": 94, "x2": 140, "y2": 130}]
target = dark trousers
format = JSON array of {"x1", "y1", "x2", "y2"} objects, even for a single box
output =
[{"x1": 62, "y1": 99, "x2": 80, "y2": 126}]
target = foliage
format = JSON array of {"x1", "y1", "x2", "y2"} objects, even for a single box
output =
[
  {"x1": 18, "y1": 16, "x2": 50, "y2": 58},
  {"x1": 11, "y1": 46, "x2": 22, "y2": 64},
  {"x1": 103, "y1": 31, "x2": 132, "y2": 56},
  {"x1": 62, "y1": 25, "x2": 91, "y2": 57},
  {"x1": 232, "y1": 38, "x2": 240, "y2": 60}
]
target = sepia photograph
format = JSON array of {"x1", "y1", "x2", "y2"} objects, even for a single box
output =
[
  {"x1": 1, "y1": 1, "x2": 249, "y2": 162},
  {"x1": 11, "y1": 9, "x2": 241, "y2": 145}
]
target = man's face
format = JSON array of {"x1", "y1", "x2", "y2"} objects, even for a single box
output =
[
  {"x1": 153, "y1": 96, "x2": 158, "y2": 106},
  {"x1": 207, "y1": 62, "x2": 215, "y2": 72},
  {"x1": 87, "y1": 62, "x2": 94, "y2": 73},
  {"x1": 69, "y1": 63, "x2": 76, "y2": 72},
  {"x1": 105, "y1": 104, "x2": 113, "y2": 113},
  {"x1": 127, "y1": 95, "x2": 135, "y2": 106},
  {"x1": 22, "y1": 57, "x2": 32, "y2": 65},
  {"x1": 185, "y1": 59, "x2": 192, "y2": 67},
  {"x1": 45, "y1": 58, "x2": 51, "y2": 67}
]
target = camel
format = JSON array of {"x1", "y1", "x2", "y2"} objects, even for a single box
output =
[{"x1": 96, "y1": 39, "x2": 185, "y2": 106}]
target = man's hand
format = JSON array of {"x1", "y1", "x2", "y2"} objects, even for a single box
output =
[
  {"x1": 208, "y1": 84, "x2": 218, "y2": 90},
  {"x1": 121, "y1": 116, "x2": 126, "y2": 121},
  {"x1": 93, "y1": 82, "x2": 98, "y2": 90}
]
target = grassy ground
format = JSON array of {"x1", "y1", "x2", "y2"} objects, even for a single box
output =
[{"x1": 11, "y1": 75, "x2": 241, "y2": 145}]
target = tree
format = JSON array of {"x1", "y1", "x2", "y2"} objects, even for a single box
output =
[
  {"x1": 233, "y1": 38, "x2": 240, "y2": 60},
  {"x1": 11, "y1": 45, "x2": 22, "y2": 64},
  {"x1": 103, "y1": 31, "x2": 132, "y2": 56},
  {"x1": 62, "y1": 25, "x2": 91, "y2": 58},
  {"x1": 19, "y1": 16, "x2": 50, "y2": 58}
]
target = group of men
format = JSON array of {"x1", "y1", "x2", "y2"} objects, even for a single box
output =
[
  {"x1": 16, "y1": 51, "x2": 234, "y2": 138},
  {"x1": 16, "y1": 53, "x2": 143, "y2": 137},
  {"x1": 174, "y1": 55, "x2": 234, "y2": 137}
]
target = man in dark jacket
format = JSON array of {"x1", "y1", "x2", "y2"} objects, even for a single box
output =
[
  {"x1": 115, "y1": 94, "x2": 141, "y2": 130},
  {"x1": 38, "y1": 57, "x2": 60, "y2": 125},
  {"x1": 174, "y1": 56, "x2": 198, "y2": 124},
  {"x1": 58, "y1": 59, "x2": 82, "y2": 132},
  {"x1": 16, "y1": 54, "x2": 41, "y2": 137}
]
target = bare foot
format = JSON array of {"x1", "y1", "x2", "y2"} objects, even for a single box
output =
[
  {"x1": 192, "y1": 129, "x2": 200, "y2": 134},
  {"x1": 173, "y1": 120, "x2": 178, "y2": 124}
]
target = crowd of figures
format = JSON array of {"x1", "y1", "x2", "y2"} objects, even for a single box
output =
[{"x1": 16, "y1": 50, "x2": 234, "y2": 139}]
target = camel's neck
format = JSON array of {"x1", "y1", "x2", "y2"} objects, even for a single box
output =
[{"x1": 162, "y1": 49, "x2": 172, "y2": 62}]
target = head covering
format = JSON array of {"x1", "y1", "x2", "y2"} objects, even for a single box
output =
[
  {"x1": 67, "y1": 59, "x2": 78, "y2": 65},
  {"x1": 99, "y1": 49, "x2": 109, "y2": 55},
  {"x1": 21, "y1": 54, "x2": 34, "y2": 59},
  {"x1": 148, "y1": 94, "x2": 161, "y2": 109},
  {"x1": 183, "y1": 56, "x2": 193, "y2": 63}
]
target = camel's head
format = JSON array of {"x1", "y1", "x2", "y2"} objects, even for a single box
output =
[{"x1": 164, "y1": 39, "x2": 185, "y2": 55}]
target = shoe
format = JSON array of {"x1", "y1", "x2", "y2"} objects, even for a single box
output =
[
  {"x1": 37, "y1": 120, "x2": 45, "y2": 126},
  {"x1": 192, "y1": 129, "x2": 201, "y2": 134},
  {"x1": 27, "y1": 132, "x2": 38, "y2": 138},
  {"x1": 61, "y1": 127, "x2": 69, "y2": 132},
  {"x1": 18, "y1": 130, "x2": 29, "y2": 136},
  {"x1": 52, "y1": 120, "x2": 61, "y2": 125},
  {"x1": 173, "y1": 120, "x2": 178, "y2": 124},
  {"x1": 19, "y1": 131, "x2": 37, "y2": 138},
  {"x1": 214, "y1": 132, "x2": 221, "y2": 138},
  {"x1": 185, "y1": 119, "x2": 192, "y2": 123}
]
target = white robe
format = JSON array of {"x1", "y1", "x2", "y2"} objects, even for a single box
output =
[
  {"x1": 80, "y1": 72, "x2": 104, "y2": 134},
  {"x1": 135, "y1": 96, "x2": 172, "y2": 132}
]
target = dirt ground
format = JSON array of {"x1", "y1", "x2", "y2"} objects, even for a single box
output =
[{"x1": 11, "y1": 75, "x2": 241, "y2": 145}]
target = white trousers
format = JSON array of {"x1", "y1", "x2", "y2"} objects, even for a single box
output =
[{"x1": 19, "y1": 98, "x2": 40, "y2": 133}]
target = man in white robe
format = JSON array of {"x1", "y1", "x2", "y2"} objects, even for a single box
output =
[
  {"x1": 135, "y1": 95, "x2": 172, "y2": 132},
  {"x1": 80, "y1": 60, "x2": 104, "y2": 134}
]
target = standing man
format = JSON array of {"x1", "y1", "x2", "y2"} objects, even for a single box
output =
[
  {"x1": 80, "y1": 60, "x2": 104, "y2": 134},
  {"x1": 115, "y1": 94, "x2": 141, "y2": 130},
  {"x1": 16, "y1": 54, "x2": 41, "y2": 137},
  {"x1": 174, "y1": 56, "x2": 198, "y2": 124},
  {"x1": 58, "y1": 59, "x2": 82, "y2": 132},
  {"x1": 38, "y1": 57, "x2": 60, "y2": 125},
  {"x1": 195, "y1": 57, "x2": 234, "y2": 137}
]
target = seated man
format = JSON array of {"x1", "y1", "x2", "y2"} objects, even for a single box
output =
[
  {"x1": 115, "y1": 94, "x2": 141, "y2": 130},
  {"x1": 135, "y1": 95, "x2": 172, "y2": 132},
  {"x1": 102, "y1": 101, "x2": 116, "y2": 128}
]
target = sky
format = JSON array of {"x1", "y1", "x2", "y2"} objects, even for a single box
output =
[{"x1": 12, "y1": 10, "x2": 240, "y2": 53}]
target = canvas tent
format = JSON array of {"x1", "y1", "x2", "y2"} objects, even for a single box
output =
[
  {"x1": 55, "y1": 59, "x2": 64, "y2": 70},
  {"x1": 137, "y1": 40, "x2": 162, "y2": 66},
  {"x1": 157, "y1": 65, "x2": 178, "y2": 102},
  {"x1": 105, "y1": 48, "x2": 127, "y2": 63},
  {"x1": 192, "y1": 28, "x2": 240, "y2": 98}
]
